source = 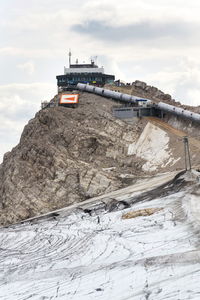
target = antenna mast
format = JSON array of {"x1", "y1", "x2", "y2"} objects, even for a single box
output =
[{"x1": 69, "y1": 49, "x2": 72, "y2": 67}]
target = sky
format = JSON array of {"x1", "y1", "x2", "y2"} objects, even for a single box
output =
[{"x1": 1, "y1": 0, "x2": 200, "y2": 162}]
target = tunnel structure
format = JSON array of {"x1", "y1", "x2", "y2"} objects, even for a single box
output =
[{"x1": 77, "y1": 83, "x2": 200, "y2": 123}]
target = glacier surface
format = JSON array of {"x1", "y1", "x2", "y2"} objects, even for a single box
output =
[{"x1": 0, "y1": 171, "x2": 200, "y2": 299}]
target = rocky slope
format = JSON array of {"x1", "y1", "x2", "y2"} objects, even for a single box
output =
[
  {"x1": 1, "y1": 84, "x2": 200, "y2": 299},
  {"x1": 1, "y1": 87, "x2": 200, "y2": 226},
  {"x1": 0, "y1": 93, "x2": 146, "y2": 226},
  {"x1": 106, "y1": 80, "x2": 200, "y2": 112}
]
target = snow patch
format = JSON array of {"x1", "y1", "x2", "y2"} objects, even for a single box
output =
[
  {"x1": 0, "y1": 171, "x2": 200, "y2": 299},
  {"x1": 128, "y1": 122, "x2": 176, "y2": 171}
]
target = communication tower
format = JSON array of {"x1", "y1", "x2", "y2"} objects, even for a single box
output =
[{"x1": 69, "y1": 49, "x2": 72, "y2": 67}]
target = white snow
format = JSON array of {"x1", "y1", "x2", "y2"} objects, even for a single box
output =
[
  {"x1": 128, "y1": 122, "x2": 178, "y2": 171},
  {"x1": 0, "y1": 171, "x2": 200, "y2": 300}
]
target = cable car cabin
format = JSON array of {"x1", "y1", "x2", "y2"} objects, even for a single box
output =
[{"x1": 59, "y1": 93, "x2": 79, "y2": 108}]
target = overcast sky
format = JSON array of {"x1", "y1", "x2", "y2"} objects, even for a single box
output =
[{"x1": 1, "y1": 0, "x2": 200, "y2": 162}]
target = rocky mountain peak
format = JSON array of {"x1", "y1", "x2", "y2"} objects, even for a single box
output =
[{"x1": 0, "y1": 92, "x2": 145, "y2": 226}]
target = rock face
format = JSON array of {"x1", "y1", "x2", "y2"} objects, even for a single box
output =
[
  {"x1": 0, "y1": 93, "x2": 144, "y2": 225},
  {"x1": 132, "y1": 80, "x2": 172, "y2": 101},
  {"x1": 106, "y1": 80, "x2": 173, "y2": 102},
  {"x1": 108, "y1": 80, "x2": 200, "y2": 113}
]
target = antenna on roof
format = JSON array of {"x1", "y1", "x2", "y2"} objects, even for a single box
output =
[
  {"x1": 69, "y1": 49, "x2": 72, "y2": 67},
  {"x1": 94, "y1": 56, "x2": 98, "y2": 64},
  {"x1": 90, "y1": 56, "x2": 97, "y2": 65},
  {"x1": 90, "y1": 56, "x2": 94, "y2": 65},
  {"x1": 90, "y1": 55, "x2": 98, "y2": 65}
]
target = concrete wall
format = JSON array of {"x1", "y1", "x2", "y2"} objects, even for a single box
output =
[{"x1": 163, "y1": 113, "x2": 200, "y2": 137}]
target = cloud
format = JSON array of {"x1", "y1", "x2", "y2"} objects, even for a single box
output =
[
  {"x1": 17, "y1": 61, "x2": 35, "y2": 75},
  {"x1": 0, "y1": 82, "x2": 56, "y2": 119},
  {"x1": 141, "y1": 57, "x2": 200, "y2": 106},
  {"x1": 0, "y1": 82, "x2": 56, "y2": 163},
  {"x1": 0, "y1": 47, "x2": 64, "y2": 59},
  {"x1": 72, "y1": 19, "x2": 200, "y2": 45},
  {"x1": 1, "y1": 0, "x2": 200, "y2": 161}
]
